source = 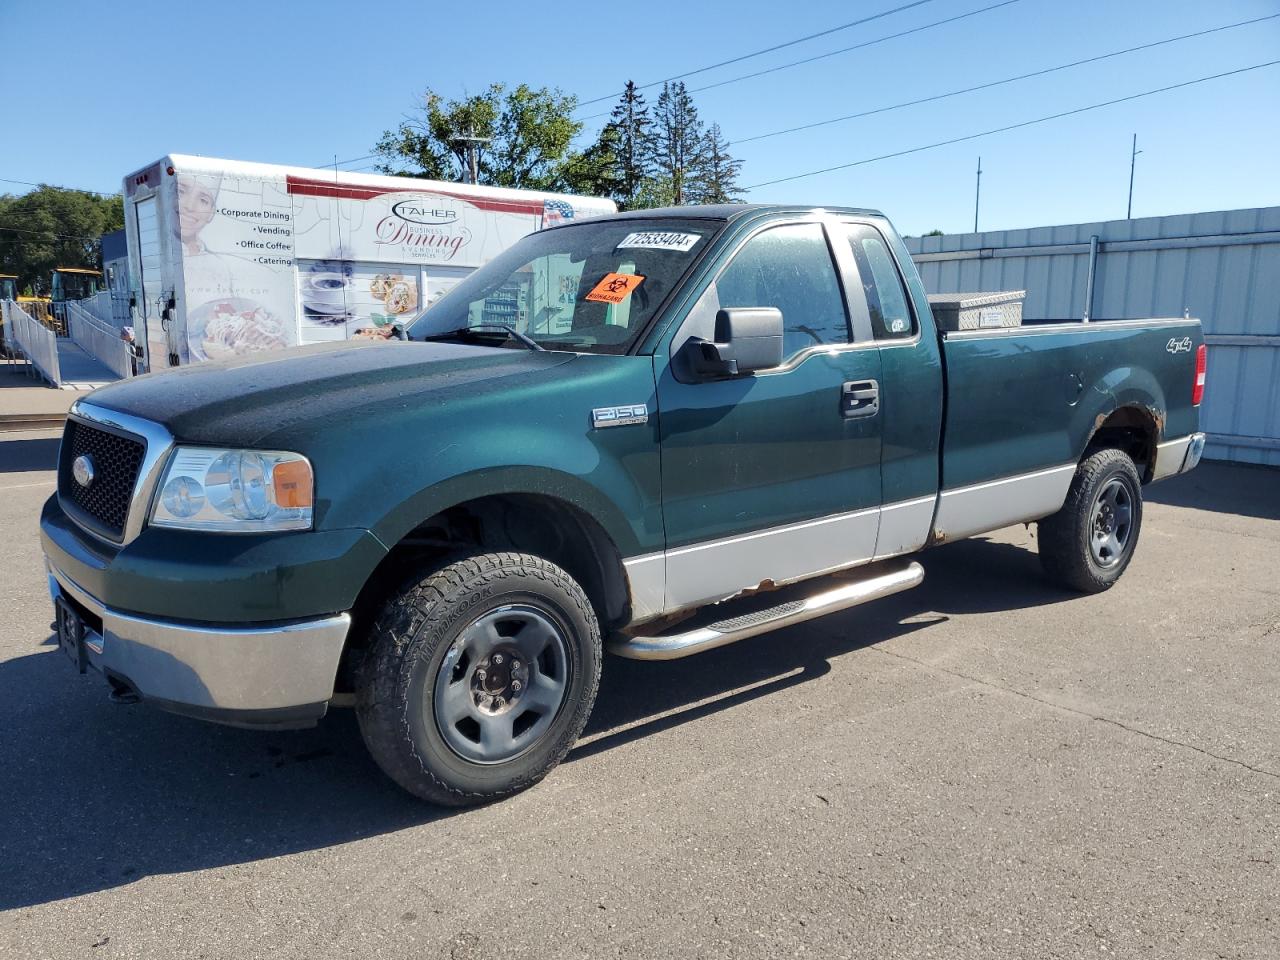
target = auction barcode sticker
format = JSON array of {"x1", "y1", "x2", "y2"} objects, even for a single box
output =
[{"x1": 616, "y1": 231, "x2": 702, "y2": 252}]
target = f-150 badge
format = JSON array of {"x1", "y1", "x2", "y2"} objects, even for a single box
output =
[{"x1": 592, "y1": 404, "x2": 649, "y2": 429}]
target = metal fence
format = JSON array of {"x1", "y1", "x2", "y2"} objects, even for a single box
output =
[
  {"x1": 906, "y1": 206, "x2": 1280, "y2": 466},
  {"x1": 82, "y1": 290, "x2": 133, "y2": 327},
  {"x1": 14, "y1": 299, "x2": 64, "y2": 335},
  {"x1": 66, "y1": 300, "x2": 133, "y2": 380},
  {"x1": 1, "y1": 299, "x2": 61, "y2": 385}
]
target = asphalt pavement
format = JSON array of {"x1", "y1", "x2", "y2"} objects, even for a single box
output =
[{"x1": 1, "y1": 432, "x2": 1276, "y2": 959}]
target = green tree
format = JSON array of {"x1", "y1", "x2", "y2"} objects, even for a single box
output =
[
  {"x1": 691, "y1": 124, "x2": 744, "y2": 204},
  {"x1": 602, "y1": 80, "x2": 652, "y2": 209},
  {"x1": 0, "y1": 186, "x2": 123, "y2": 295},
  {"x1": 558, "y1": 123, "x2": 624, "y2": 201},
  {"x1": 490, "y1": 84, "x2": 585, "y2": 190},
  {"x1": 374, "y1": 86, "x2": 498, "y2": 182},
  {"x1": 374, "y1": 84, "x2": 601, "y2": 194},
  {"x1": 644, "y1": 81, "x2": 706, "y2": 206},
  {"x1": 631, "y1": 175, "x2": 677, "y2": 210}
]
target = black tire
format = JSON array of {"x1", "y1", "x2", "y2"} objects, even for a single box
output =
[
  {"x1": 1038, "y1": 448, "x2": 1144, "y2": 593},
  {"x1": 355, "y1": 552, "x2": 601, "y2": 806}
]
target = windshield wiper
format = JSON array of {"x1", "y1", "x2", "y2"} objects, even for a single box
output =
[{"x1": 423, "y1": 324, "x2": 545, "y2": 352}]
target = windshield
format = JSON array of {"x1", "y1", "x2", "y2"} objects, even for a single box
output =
[{"x1": 404, "y1": 218, "x2": 723, "y2": 354}]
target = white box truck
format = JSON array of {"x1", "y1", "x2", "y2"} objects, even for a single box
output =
[{"x1": 121, "y1": 155, "x2": 616, "y2": 370}]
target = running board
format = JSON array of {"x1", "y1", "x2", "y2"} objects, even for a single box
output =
[{"x1": 608, "y1": 561, "x2": 925, "y2": 661}]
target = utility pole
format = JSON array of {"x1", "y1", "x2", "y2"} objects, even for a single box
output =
[
  {"x1": 973, "y1": 156, "x2": 982, "y2": 233},
  {"x1": 1127, "y1": 133, "x2": 1142, "y2": 219},
  {"x1": 451, "y1": 128, "x2": 491, "y2": 185}
]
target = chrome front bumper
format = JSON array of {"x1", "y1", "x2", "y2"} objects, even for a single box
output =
[
  {"x1": 47, "y1": 562, "x2": 351, "y2": 729},
  {"x1": 1151, "y1": 432, "x2": 1206, "y2": 483}
]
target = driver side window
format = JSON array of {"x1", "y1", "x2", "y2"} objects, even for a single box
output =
[{"x1": 716, "y1": 222, "x2": 851, "y2": 361}]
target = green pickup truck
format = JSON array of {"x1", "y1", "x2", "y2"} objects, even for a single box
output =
[{"x1": 41, "y1": 204, "x2": 1207, "y2": 805}]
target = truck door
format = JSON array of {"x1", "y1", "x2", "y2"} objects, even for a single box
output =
[
  {"x1": 132, "y1": 196, "x2": 169, "y2": 370},
  {"x1": 655, "y1": 219, "x2": 884, "y2": 613},
  {"x1": 838, "y1": 220, "x2": 943, "y2": 559}
]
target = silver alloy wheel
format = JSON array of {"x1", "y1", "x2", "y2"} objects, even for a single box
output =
[
  {"x1": 1089, "y1": 476, "x2": 1134, "y2": 568},
  {"x1": 432, "y1": 604, "x2": 571, "y2": 764}
]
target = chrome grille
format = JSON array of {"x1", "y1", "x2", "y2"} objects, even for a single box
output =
[{"x1": 59, "y1": 419, "x2": 146, "y2": 540}]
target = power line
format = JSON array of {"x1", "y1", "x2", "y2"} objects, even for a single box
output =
[
  {"x1": 575, "y1": 0, "x2": 942, "y2": 109},
  {"x1": 323, "y1": 3, "x2": 999, "y2": 163},
  {"x1": 732, "y1": 12, "x2": 1280, "y2": 146},
  {"x1": 577, "y1": 0, "x2": 1022, "y2": 122},
  {"x1": 743, "y1": 59, "x2": 1280, "y2": 190},
  {"x1": 0, "y1": 224, "x2": 105, "y2": 242},
  {"x1": 305, "y1": 152, "x2": 377, "y2": 170},
  {"x1": 0, "y1": 176, "x2": 118, "y2": 198}
]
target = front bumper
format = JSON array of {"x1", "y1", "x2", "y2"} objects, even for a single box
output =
[
  {"x1": 48, "y1": 560, "x2": 350, "y2": 729},
  {"x1": 1150, "y1": 432, "x2": 1206, "y2": 483}
]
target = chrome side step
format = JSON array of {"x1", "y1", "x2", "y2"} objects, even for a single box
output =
[{"x1": 608, "y1": 561, "x2": 924, "y2": 661}]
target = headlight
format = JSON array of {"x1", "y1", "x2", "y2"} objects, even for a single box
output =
[{"x1": 150, "y1": 447, "x2": 314, "y2": 532}]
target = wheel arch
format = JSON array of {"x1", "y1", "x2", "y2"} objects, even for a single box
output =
[
  {"x1": 1075, "y1": 363, "x2": 1167, "y2": 482},
  {"x1": 1082, "y1": 403, "x2": 1162, "y2": 483},
  {"x1": 338, "y1": 480, "x2": 637, "y2": 691}
]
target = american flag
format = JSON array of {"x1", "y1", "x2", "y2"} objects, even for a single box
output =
[{"x1": 542, "y1": 199, "x2": 575, "y2": 228}]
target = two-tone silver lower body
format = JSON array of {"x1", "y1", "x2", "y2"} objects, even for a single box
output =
[
  {"x1": 47, "y1": 561, "x2": 350, "y2": 728},
  {"x1": 1151, "y1": 431, "x2": 1207, "y2": 481}
]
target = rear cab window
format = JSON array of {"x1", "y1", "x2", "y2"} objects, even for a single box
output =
[{"x1": 843, "y1": 223, "x2": 916, "y2": 340}]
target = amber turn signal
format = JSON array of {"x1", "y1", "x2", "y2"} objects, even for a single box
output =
[{"x1": 272, "y1": 459, "x2": 314, "y2": 509}]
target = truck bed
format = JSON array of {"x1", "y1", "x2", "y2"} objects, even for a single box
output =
[{"x1": 932, "y1": 317, "x2": 1203, "y2": 540}]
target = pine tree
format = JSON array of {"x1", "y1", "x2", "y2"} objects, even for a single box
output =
[
  {"x1": 644, "y1": 81, "x2": 706, "y2": 206},
  {"x1": 603, "y1": 81, "x2": 652, "y2": 209},
  {"x1": 692, "y1": 124, "x2": 744, "y2": 204}
]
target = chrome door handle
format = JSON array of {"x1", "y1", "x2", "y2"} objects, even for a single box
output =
[{"x1": 841, "y1": 379, "x2": 879, "y2": 418}]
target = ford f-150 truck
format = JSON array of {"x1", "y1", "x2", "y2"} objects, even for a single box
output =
[{"x1": 40, "y1": 204, "x2": 1207, "y2": 805}]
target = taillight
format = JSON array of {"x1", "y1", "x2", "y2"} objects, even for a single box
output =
[{"x1": 1192, "y1": 343, "x2": 1207, "y2": 406}]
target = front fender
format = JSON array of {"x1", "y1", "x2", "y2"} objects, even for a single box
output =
[
  {"x1": 371, "y1": 462, "x2": 654, "y2": 557},
  {"x1": 299, "y1": 353, "x2": 663, "y2": 556}
]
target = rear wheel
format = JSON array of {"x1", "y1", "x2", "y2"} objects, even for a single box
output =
[
  {"x1": 355, "y1": 553, "x2": 601, "y2": 805},
  {"x1": 1038, "y1": 448, "x2": 1143, "y2": 593}
]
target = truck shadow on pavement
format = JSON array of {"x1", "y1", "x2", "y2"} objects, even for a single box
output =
[
  {"x1": 1144, "y1": 461, "x2": 1280, "y2": 522},
  {"x1": 0, "y1": 535, "x2": 1068, "y2": 910},
  {"x1": 0, "y1": 436, "x2": 60, "y2": 474}
]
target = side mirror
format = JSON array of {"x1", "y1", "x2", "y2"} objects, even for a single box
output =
[{"x1": 691, "y1": 307, "x2": 784, "y2": 377}]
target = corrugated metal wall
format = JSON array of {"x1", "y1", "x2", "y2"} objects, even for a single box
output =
[{"x1": 906, "y1": 206, "x2": 1280, "y2": 466}]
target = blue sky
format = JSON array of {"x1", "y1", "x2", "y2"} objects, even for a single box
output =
[{"x1": 1, "y1": 0, "x2": 1277, "y2": 236}]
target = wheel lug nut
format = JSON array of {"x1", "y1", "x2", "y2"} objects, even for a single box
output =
[
  {"x1": 475, "y1": 669, "x2": 486, "y2": 682},
  {"x1": 492, "y1": 653, "x2": 504, "y2": 665},
  {"x1": 511, "y1": 679, "x2": 522, "y2": 692},
  {"x1": 493, "y1": 696, "x2": 504, "y2": 709}
]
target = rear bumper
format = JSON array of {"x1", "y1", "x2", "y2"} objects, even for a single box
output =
[
  {"x1": 1151, "y1": 432, "x2": 1206, "y2": 482},
  {"x1": 48, "y1": 560, "x2": 350, "y2": 729}
]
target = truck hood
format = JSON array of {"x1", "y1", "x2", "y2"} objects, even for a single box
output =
[{"x1": 85, "y1": 339, "x2": 576, "y2": 445}]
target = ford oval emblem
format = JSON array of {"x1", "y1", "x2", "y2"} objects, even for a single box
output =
[{"x1": 72, "y1": 454, "x2": 95, "y2": 488}]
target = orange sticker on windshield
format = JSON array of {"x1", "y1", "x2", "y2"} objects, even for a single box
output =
[{"x1": 585, "y1": 272, "x2": 645, "y2": 304}]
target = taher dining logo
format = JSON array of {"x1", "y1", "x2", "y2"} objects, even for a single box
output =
[{"x1": 391, "y1": 198, "x2": 460, "y2": 225}]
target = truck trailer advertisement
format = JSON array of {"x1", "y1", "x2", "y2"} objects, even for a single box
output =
[{"x1": 122, "y1": 155, "x2": 615, "y2": 370}]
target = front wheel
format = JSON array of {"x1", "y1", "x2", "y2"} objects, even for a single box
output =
[
  {"x1": 355, "y1": 553, "x2": 601, "y2": 805},
  {"x1": 1038, "y1": 448, "x2": 1143, "y2": 593}
]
